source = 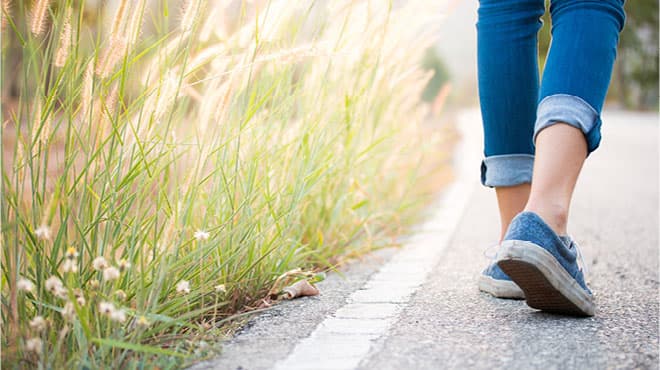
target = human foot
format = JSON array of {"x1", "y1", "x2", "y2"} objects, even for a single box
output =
[
  {"x1": 496, "y1": 211, "x2": 594, "y2": 316},
  {"x1": 478, "y1": 247, "x2": 525, "y2": 299}
]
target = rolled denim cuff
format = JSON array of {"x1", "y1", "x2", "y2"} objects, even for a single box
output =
[
  {"x1": 480, "y1": 154, "x2": 534, "y2": 187},
  {"x1": 534, "y1": 94, "x2": 601, "y2": 153}
]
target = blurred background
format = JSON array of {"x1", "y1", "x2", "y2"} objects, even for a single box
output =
[
  {"x1": 424, "y1": 0, "x2": 659, "y2": 111},
  {"x1": 4, "y1": 1, "x2": 657, "y2": 111}
]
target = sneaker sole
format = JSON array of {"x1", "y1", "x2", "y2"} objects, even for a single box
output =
[
  {"x1": 478, "y1": 275, "x2": 525, "y2": 299},
  {"x1": 496, "y1": 240, "x2": 595, "y2": 317}
]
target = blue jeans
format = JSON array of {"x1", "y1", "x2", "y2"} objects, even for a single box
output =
[{"x1": 477, "y1": 0, "x2": 625, "y2": 187}]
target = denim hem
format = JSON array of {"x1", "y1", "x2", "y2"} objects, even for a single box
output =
[
  {"x1": 534, "y1": 94, "x2": 600, "y2": 152},
  {"x1": 481, "y1": 154, "x2": 534, "y2": 188}
]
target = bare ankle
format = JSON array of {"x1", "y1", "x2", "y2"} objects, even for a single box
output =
[
  {"x1": 496, "y1": 184, "x2": 531, "y2": 242},
  {"x1": 524, "y1": 202, "x2": 568, "y2": 235}
]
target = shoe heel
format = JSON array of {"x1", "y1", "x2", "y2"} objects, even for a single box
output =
[{"x1": 497, "y1": 240, "x2": 595, "y2": 317}]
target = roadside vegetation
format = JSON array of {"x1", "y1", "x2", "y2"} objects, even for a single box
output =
[{"x1": 1, "y1": 0, "x2": 451, "y2": 368}]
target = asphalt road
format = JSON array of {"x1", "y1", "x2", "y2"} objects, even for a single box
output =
[
  {"x1": 190, "y1": 109, "x2": 658, "y2": 370},
  {"x1": 360, "y1": 110, "x2": 659, "y2": 369}
]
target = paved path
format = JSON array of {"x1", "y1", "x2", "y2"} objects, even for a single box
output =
[
  {"x1": 360, "y1": 110, "x2": 659, "y2": 369},
  {"x1": 191, "y1": 109, "x2": 658, "y2": 370}
]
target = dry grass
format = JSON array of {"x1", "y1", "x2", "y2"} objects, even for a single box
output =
[{"x1": 1, "y1": 0, "x2": 452, "y2": 368}]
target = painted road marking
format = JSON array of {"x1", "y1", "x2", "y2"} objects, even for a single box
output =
[{"x1": 273, "y1": 110, "x2": 483, "y2": 370}]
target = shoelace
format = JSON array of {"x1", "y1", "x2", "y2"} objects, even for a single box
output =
[
  {"x1": 566, "y1": 236, "x2": 589, "y2": 276},
  {"x1": 482, "y1": 242, "x2": 500, "y2": 261}
]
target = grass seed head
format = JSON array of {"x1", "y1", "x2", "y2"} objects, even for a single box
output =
[
  {"x1": 14, "y1": 139, "x2": 25, "y2": 183},
  {"x1": 109, "y1": 0, "x2": 128, "y2": 37},
  {"x1": 96, "y1": 36, "x2": 128, "y2": 78},
  {"x1": 152, "y1": 70, "x2": 180, "y2": 124},
  {"x1": 1, "y1": 0, "x2": 11, "y2": 30},
  {"x1": 105, "y1": 83, "x2": 120, "y2": 117},
  {"x1": 81, "y1": 62, "x2": 94, "y2": 117},
  {"x1": 29, "y1": 0, "x2": 51, "y2": 36},
  {"x1": 180, "y1": 0, "x2": 200, "y2": 33},
  {"x1": 54, "y1": 7, "x2": 72, "y2": 67},
  {"x1": 126, "y1": 0, "x2": 146, "y2": 45}
]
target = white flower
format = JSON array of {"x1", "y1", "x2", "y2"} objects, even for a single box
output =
[
  {"x1": 215, "y1": 284, "x2": 226, "y2": 293},
  {"x1": 176, "y1": 280, "x2": 191, "y2": 294},
  {"x1": 25, "y1": 337, "x2": 43, "y2": 354},
  {"x1": 110, "y1": 308, "x2": 127, "y2": 323},
  {"x1": 99, "y1": 301, "x2": 115, "y2": 315},
  {"x1": 103, "y1": 266, "x2": 120, "y2": 281},
  {"x1": 136, "y1": 315, "x2": 150, "y2": 327},
  {"x1": 54, "y1": 286, "x2": 68, "y2": 299},
  {"x1": 45, "y1": 276, "x2": 63, "y2": 293},
  {"x1": 61, "y1": 259, "x2": 78, "y2": 273},
  {"x1": 29, "y1": 316, "x2": 47, "y2": 332},
  {"x1": 17, "y1": 278, "x2": 35, "y2": 293},
  {"x1": 61, "y1": 302, "x2": 76, "y2": 321},
  {"x1": 65, "y1": 247, "x2": 79, "y2": 260},
  {"x1": 117, "y1": 259, "x2": 131, "y2": 272},
  {"x1": 89, "y1": 279, "x2": 100, "y2": 290},
  {"x1": 73, "y1": 289, "x2": 86, "y2": 306},
  {"x1": 35, "y1": 225, "x2": 51, "y2": 240},
  {"x1": 115, "y1": 290, "x2": 127, "y2": 301},
  {"x1": 92, "y1": 257, "x2": 109, "y2": 271},
  {"x1": 194, "y1": 230, "x2": 210, "y2": 241}
]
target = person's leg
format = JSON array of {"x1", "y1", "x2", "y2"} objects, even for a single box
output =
[
  {"x1": 525, "y1": 0, "x2": 626, "y2": 236},
  {"x1": 497, "y1": 0, "x2": 625, "y2": 315},
  {"x1": 476, "y1": 0, "x2": 544, "y2": 299},
  {"x1": 496, "y1": 184, "x2": 530, "y2": 240},
  {"x1": 524, "y1": 124, "x2": 586, "y2": 235},
  {"x1": 477, "y1": 0, "x2": 544, "y2": 238}
]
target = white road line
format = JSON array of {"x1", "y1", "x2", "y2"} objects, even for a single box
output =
[{"x1": 273, "y1": 110, "x2": 484, "y2": 370}]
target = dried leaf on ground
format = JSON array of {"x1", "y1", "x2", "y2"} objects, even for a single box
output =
[{"x1": 280, "y1": 280, "x2": 319, "y2": 300}]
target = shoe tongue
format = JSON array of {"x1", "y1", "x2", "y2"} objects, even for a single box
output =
[{"x1": 558, "y1": 235, "x2": 572, "y2": 247}]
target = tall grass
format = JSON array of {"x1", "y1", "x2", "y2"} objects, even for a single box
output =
[{"x1": 1, "y1": 0, "x2": 450, "y2": 368}]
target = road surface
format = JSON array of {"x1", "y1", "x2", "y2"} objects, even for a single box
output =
[{"x1": 190, "y1": 109, "x2": 659, "y2": 370}]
